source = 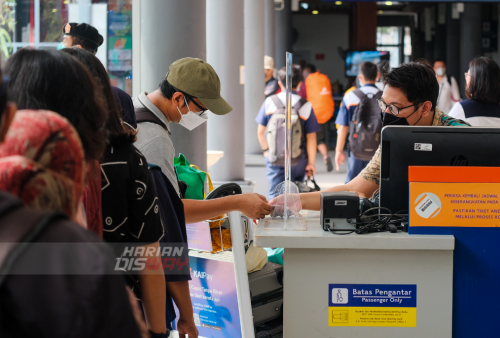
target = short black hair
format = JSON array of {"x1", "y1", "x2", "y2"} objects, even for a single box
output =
[
  {"x1": 359, "y1": 62, "x2": 378, "y2": 81},
  {"x1": 4, "y1": 48, "x2": 108, "y2": 161},
  {"x1": 72, "y1": 37, "x2": 99, "y2": 55},
  {"x1": 158, "y1": 78, "x2": 194, "y2": 107},
  {"x1": 381, "y1": 59, "x2": 439, "y2": 111},
  {"x1": 304, "y1": 63, "x2": 316, "y2": 73},
  {"x1": 0, "y1": 69, "x2": 7, "y2": 121},
  {"x1": 278, "y1": 66, "x2": 301, "y2": 88},
  {"x1": 433, "y1": 59, "x2": 446, "y2": 66},
  {"x1": 466, "y1": 57, "x2": 500, "y2": 104}
]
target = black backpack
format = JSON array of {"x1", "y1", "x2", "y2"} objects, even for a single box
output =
[{"x1": 348, "y1": 89, "x2": 383, "y2": 161}]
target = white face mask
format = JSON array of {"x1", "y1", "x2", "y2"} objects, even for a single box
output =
[
  {"x1": 176, "y1": 97, "x2": 208, "y2": 131},
  {"x1": 436, "y1": 67, "x2": 446, "y2": 77}
]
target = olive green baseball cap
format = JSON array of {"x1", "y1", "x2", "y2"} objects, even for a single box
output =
[{"x1": 166, "y1": 57, "x2": 233, "y2": 115}]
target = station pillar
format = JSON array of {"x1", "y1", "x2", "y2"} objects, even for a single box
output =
[
  {"x1": 206, "y1": 0, "x2": 246, "y2": 181},
  {"x1": 132, "y1": 0, "x2": 207, "y2": 170}
]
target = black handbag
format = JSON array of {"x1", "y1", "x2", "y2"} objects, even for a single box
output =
[{"x1": 294, "y1": 176, "x2": 321, "y2": 193}]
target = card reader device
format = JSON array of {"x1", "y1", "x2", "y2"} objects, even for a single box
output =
[{"x1": 321, "y1": 192, "x2": 360, "y2": 231}]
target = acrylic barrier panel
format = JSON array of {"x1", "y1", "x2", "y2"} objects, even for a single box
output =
[{"x1": 269, "y1": 181, "x2": 306, "y2": 231}]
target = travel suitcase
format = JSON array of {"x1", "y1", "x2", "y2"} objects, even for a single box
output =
[{"x1": 249, "y1": 262, "x2": 284, "y2": 325}]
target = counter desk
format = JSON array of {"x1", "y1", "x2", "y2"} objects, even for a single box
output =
[{"x1": 254, "y1": 212, "x2": 454, "y2": 338}]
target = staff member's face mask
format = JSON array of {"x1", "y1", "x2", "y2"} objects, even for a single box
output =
[
  {"x1": 176, "y1": 97, "x2": 208, "y2": 131},
  {"x1": 378, "y1": 99, "x2": 423, "y2": 127}
]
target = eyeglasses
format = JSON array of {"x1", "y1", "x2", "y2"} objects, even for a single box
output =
[
  {"x1": 377, "y1": 98, "x2": 421, "y2": 116},
  {"x1": 182, "y1": 92, "x2": 208, "y2": 115}
]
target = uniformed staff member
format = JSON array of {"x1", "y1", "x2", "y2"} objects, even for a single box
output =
[{"x1": 60, "y1": 22, "x2": 104, "y2": 55}]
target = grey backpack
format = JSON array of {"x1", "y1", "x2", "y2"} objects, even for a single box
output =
[
  {"x1": 266, "y1": 95, "x2": 306, "y2": 166},
  {"x1": 348, "y1": 89, "x2": 383, "y2": 161}
]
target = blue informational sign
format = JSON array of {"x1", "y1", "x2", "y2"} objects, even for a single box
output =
[
  {"x1": 175, "y1": 255, "x2": 242, "y2": 337},
  {"x1": 328, "y1": 284, "x2": 417, "y2": 327}
]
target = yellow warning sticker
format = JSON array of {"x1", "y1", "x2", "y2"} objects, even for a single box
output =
[
  {"x1": 328, "y1": 284, "x2": 417, "y2": 327},
  {"x1": 328, "y1": 307, "x2": 417, "y2": 327}
]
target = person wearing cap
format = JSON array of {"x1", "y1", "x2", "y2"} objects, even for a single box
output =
[
  {"x1": 133, "y1": 57, "x2": 271, "y2": 338},
  {"x1": 264, "y1": 55, "x2": 280, "y2": 97},
  {"x1": 60, "y1": 22, "x2": 104, "y2": 55}
]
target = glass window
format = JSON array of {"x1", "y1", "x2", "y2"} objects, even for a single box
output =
[
  {"x1": 0, "y1": 0, "x2": 133, "y2": 95},
  {"x1": 377, "y1": 26, "x2": 411, "y2": 68}
]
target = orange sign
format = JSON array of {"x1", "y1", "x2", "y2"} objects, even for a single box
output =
[{"x1": 409, "y1": 182, "x2": 500, "y2": 227}]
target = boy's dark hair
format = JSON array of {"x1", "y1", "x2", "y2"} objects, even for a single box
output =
[
  {"x1": 433, "y1": 59, "x2": 446, "y2": 65},
  {"x1": 278, "y1": 66, "x2": 302, "y2": 88},
  {"x1": 158, "y1": 78, "x2": 195, "y2": 107},
  {"x1": 4, "y1": 48, "x2": 107, "y2": 161},
  {"x1": 381, "y1": 59, "x2": 439, "y2": 111},
  {"x1": 466, "y1": 57, "x2": 500, "y2": 104},
  {"x1": 60, "y1": 47, "x2": 136, "y2": 145},
  {"x1": 359, "y1": 62, "x2": 378, "y2": 82},
  {"x1": 304, "y1": 63, "x2": 316, "y2": 73},
  {"x1": 0, "y1": 70, "x2": 7, "y2": 120},
  {"x1": 72, "y1": 37, "x2": 99, "y2": 55}
]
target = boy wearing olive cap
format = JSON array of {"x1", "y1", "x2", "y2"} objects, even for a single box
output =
[{"x1": 133, "y1": 58, "x2": 271, "y2": 338}]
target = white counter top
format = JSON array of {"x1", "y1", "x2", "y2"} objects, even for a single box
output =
[{"x1": 254, "y1": 212, "x2": 454, "y2": 251}]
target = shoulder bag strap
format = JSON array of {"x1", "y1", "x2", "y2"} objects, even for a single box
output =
[{"x1": 135, "y1": 107, "x2": 169, "y2": 132}]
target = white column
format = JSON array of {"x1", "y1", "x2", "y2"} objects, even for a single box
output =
[
  {"x1": 244, "y1": 0, "x2": 265, "y2": 155},
  {"x1": 78, "y1": 0, "x2": 91, "y2": 24},
  {"x1": 207, "y1": 0, "x2": 245, "y2": 181},
  {"x1": 274, "y1": 0, "x2": 292, "y2": 69},
  {"x1": 265, "y1": 0, "x2": 276, "y2": 60},
  {"x1": 133, "y1": 0, "x2": 207, "y2": 171}
]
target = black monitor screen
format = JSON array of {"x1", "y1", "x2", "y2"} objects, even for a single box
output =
[
  {"x1": 345, "y1": 51, "x2": 390, "y2": 77},
  {"x1": 379, "y1": 126, "x2": 500, "y2": 213}
]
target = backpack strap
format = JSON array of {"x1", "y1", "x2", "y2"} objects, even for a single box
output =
[
  {"x1": 292, "y1": 97, "x2": 308, "y2": 111},
  {"x1": 0, "y1": 205, "x2": 66, "y2": 287},
  {"x1": 271, "y1": 95, "x2": 307, "y2": 113},
  {"x1": 352, "y1": 88, "x2": 368, "y2": 100},
  {"x1": 270, "y1": 95, "x2": 285, "y2": 110},
  {"x1": 135, "y1": 107, "x2": 170, "y2": 134}
]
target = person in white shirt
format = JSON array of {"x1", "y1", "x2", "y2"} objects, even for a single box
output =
[
  {"x1": 448, "y1": 56, "x2": 500, "y2": 127},
  {"x1": 434, "y1": 60, "x2": 461, "y2": 114}
]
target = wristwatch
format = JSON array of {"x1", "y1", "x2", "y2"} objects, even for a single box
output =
[
  {"x1": 149, "y1": 330, "x2": 169, "y2": 338},
  {"x1": 262, "y1": 148, "x2": 269, "y2": 153}
]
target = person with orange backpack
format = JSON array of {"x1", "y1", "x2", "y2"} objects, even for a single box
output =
[{"x1": 303, "y1": 64, "x2": 335, "y2": 172}]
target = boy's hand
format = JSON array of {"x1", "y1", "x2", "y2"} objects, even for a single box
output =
[{"x1": 235, "y1": 193, "x2": 272, "y2": 219}]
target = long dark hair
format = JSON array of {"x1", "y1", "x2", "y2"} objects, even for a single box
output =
[
  {"x1": 60, "y1": 48, "x2": 136, "y2": 145},
  {"x1": 4, "y1": 48, "x2": 107, "y2": 161},
  {"x1": 466, "y1": 57, "x2": 500, "y2": 104}
]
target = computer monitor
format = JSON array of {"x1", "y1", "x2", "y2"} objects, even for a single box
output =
[
  {"x1": 345, "y1": 51, "x2": 390, "y2": 77},
  {"x1": 379, "y1": 126, "x2": 500, "y2": 213}
]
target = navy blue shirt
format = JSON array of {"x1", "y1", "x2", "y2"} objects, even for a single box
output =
[{"x1": 149, "y1": 165, "x2": 191, "y2": 329}]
